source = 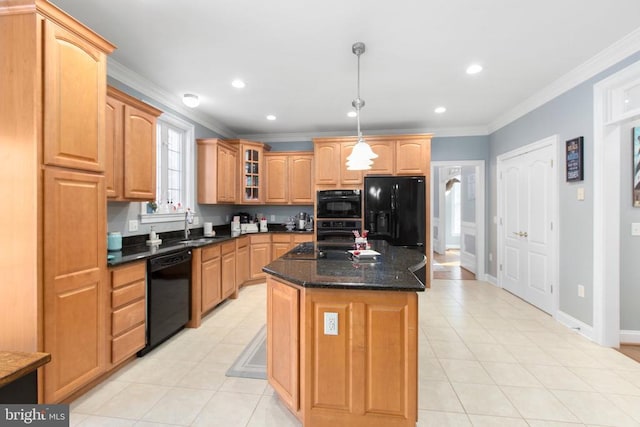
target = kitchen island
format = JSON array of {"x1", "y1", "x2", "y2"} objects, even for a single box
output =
[{"x1": 263, "y1": 241, "x2": 425, "y2": 427}]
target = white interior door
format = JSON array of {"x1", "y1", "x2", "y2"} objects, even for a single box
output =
[{"x1": 499, "y1": 141, "x2": 556, "y2": 314}]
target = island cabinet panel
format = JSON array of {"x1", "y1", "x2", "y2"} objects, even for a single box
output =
[
  {"x1": 43, "y1": 20, "x2": 106, "y2": 173},
  {"x1": 267, "y1": 277, "x2": 299, "y2": 412},
  {"x1": 266, "y1": 273, "x2": 418, "y2": 427}
]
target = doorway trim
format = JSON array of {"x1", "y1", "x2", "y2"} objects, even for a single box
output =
[
  {"x1": 593, "y1": 59, "x2": 640, "y2": 346},
  {"x1": 496, "y1": 135, "x2": 560, "y2": 317},
  {"x1": 430, "y1": 160, "x2": 486, "y2": 281}
]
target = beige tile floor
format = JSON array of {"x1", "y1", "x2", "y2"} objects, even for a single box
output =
[{"x1": 70, "y1": 279, "x2": 640, "y2": 427}]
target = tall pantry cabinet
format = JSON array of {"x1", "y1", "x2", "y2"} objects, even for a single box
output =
[{"x1": 0, "y1": 0, "x2": 115, "y2": 403}]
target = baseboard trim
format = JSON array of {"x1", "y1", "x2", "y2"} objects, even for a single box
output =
[
  {"x1": 484, "y1": 274, "x2": 498, "y2": 287},
  {"x1": 620, "y1": 330, "x2": 640, "y2": 344},
  {"x1": 555, "y1": 310, "x2": 595, "y2": 341}
]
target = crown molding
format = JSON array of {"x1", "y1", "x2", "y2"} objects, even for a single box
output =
[
  {"x1": 488, "y1": 27, "x2": 640, "y2": 134},
  {"x1": 107, "y1": 59, "x2": 236, "y2": 138},
  {"x1": 238, "y1": 125, "x2": 489, "y2": 143}
]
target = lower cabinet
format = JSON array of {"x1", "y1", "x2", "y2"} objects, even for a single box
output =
[
  {"x1": 109, "y1": 261, "x2": 146, "y2": 366},
  {"x1": 249, "y1": 234, "x2": 272, "y2": 280},
  {"x1": 201, "y1": 245, "x2": 221, "y2": 313},
  {"x1": 266, "y1": 275, "x2": 418, "y2": 427},
  {"x1": 220, "y1": 241, "x2": 237, "y2": 300},
  {"x1": 271, "y1": 233, "x2": 313, "y2": 261},
  {"x1": 236, "y1": 236, "x2": 250, "y2": 287}
]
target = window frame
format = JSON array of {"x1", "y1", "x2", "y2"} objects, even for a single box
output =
[{"x1": 139, "y1": 112, "x2": 195, "y2": 224}]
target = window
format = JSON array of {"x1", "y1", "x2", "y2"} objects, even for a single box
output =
[{"x1": 140, "y1": 113, "x2": 195, "y2": 224}]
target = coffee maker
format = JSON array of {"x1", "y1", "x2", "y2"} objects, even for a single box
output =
[{"x1": 296, "y1": 212, "x2": 308, "y2": 230}]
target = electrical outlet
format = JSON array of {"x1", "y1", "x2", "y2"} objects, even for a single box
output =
[
  {"x1": 129, "y1": 220, "x2": 139, "y2": 232},
  {"x1": 270, "y1": 215, "x2": 276, "y2": 222},
  {"x1": 577, "y1": 187, "x2": 585, "y2": 201},
  {"x1": 225, "y1": 215, "x2": 230, "y2": 222},
  {"x1": 193, "y1": 216, "x2": 199, "y2": 225},
  {"x1": 632, "y1": 223, "x2": 640, "y2": 236},
  {"x1": 578, "y1": 284, "x2": 585, "y2": 298},
  {"x1": 324, "y1": 312, "x2": 338, "y2": 335}
]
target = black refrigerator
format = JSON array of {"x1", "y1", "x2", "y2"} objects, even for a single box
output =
[{"x1": 364, "y1": 176, "x2": 426, "y2": 253}]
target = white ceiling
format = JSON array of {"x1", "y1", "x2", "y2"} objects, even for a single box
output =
[{"x1": 51, "y1": 0, "x2": 640, "y2": 140}]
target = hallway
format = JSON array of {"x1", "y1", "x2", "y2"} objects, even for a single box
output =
[{"x1": 433, "y1": 249, "x2": 476, "y2": 280}]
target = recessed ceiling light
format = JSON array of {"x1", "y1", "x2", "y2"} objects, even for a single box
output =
[
  {"x1": 266, "y1": 114, "x2": 276, "y2": 121},
  {"x1": 347, "y1": 111, "x2": 357, "y2": 118},
  {"x1": 231, "y1": 79, "x2": 246, "y2": 89},
  {"x1": 182, "y1": 94, "x2": 199, "y2": 108},
  {"x1": 434, "y1": 106, "x2": 446, "y2": 114},
  {"x1": 466, "y1": 64, "x2": 483, "y2": 75}
]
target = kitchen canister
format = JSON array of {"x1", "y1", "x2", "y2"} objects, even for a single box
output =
[
  {"x1": 203, "y1": 222, "x2": 214, "y2": 236},
  {"x1": 107, "y1": 231, "x2": 122, "y2": 251}
]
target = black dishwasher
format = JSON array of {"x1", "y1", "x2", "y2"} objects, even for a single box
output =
[{"x1": 138, "y1": 249, "x2": 192, "y2": 356}]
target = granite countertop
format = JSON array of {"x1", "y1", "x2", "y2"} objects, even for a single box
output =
[
  {"x1": 107, "y1": 226, "x2": 313, "y2": 267},
  {"x1": 262, "y1": 240, "x2": 426, "y2": 292},
  {"x1": 0, "y1": 351, "x2": 51, "y2": 387}
]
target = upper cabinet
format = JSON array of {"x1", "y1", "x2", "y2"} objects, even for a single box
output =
[
  {"x1": 226, "y1": 139, "x2": 268, "y2": 204},
  {"x1": 395, "y1": 136, "x2": 431, "y2": 175},
  {"x1": 106, "y1": 86, "x2": 162, "y2": 200},
  {"x1": 265, "y1": 152, "x2": 314, "y2": 205},
  {"x1": 43, "y1": 19, "x2": 109, "y2": 173},
  {"x1": 197, "y1": 138, "x2": 238, "y2": 204},
  {"x1": 313, "y1": 139, "x2": 363, "y2": 188}
]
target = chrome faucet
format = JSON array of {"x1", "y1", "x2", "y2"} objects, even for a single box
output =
[{"x1": 184, "y1": 209, "x2": 194, "y2": 239}]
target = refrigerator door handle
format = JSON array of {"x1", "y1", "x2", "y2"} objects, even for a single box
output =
[{"x1": 392, "y1": 184, "x2": 399, "y2": 239}]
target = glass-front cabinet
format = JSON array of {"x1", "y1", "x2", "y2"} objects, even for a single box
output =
[{"x1": 227, "y1": 139, "x2": 265, "y2": 203}]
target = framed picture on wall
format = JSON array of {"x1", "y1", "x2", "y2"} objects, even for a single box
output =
[
  {"x1": 633, "y1": 127, "x2": 640, "y2": 207},
  {"x1": 565, "y1": 137, "x2": 584, "y2": 182}
]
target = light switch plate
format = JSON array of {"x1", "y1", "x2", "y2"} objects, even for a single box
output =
[
  {"x1": 632, "y1": 223, "x2": 640, "y2": 236},
  {"x1": 577, "y1": 188, "x2": 585, "y2": 201},
  {"x1": 193, "y1": 216, "x2": 199, "y2": 225},
  {"x1": 324, "y1": 312, "x2": 338, "y2": 335},
  {"x1": 129, "y1": 219, "x2": 139, "y2": 232}
]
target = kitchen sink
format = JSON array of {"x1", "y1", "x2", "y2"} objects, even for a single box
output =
[{"x1": 178, "y1": 238, "x2": 218, "y2": 244}]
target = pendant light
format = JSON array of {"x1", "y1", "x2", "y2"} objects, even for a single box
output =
[{"x1": 346, "y1": 42, "x2": 377, "y2": 170}]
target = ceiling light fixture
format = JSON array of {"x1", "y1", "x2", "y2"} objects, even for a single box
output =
[
  {"x1": 346, "y1": 42, "x2": 377, "y2": 171},
  {"x1": 182, "y1": 93, "x2": 200, "y2": 108},
  {"x1": 466, "y1": 64, "x2": 483, "y2": 75},
  {"x1": 435, "y1": 106, "x2": 447, "y2": 114},
  {"x1": 266, "y1": 114, "x2": 276, "y2": 121},
  {"x1": 231, "y1": 79, "x2": 246, "y2": 89}
]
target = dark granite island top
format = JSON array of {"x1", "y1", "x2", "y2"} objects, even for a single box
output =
[{"x1": 262, "y1": 240, "x2": 426, "y2": 292}]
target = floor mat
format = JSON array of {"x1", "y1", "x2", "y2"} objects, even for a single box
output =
[{"x1": 225, "y1": 325, "x2": 267, "y2": 380}]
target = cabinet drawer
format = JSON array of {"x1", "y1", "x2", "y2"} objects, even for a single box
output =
[
  {"x1": 112, "y1": 323, "x2": 145, "y2": 364},
  {"x1": 250, "y1": 234, "x2": 271, "y2": 244},
  {"x1": 112, "y1": 299, "x2": 145, "y2": 336},
  {"x1": 271, "y1": 234, "x2": 291, "y2": 243},
  {"x1": 111, "y1": 262, "x2": 146, "y2": 288},
  {"x1": 236, "y1": 236, "x2": 249, "y2": 249},
  {"x1": 112, "y1": 279, "x2": 145, "y2": 309},
  {"x1": 202, "y1": 244, "x2": 221, "y2": 262}
]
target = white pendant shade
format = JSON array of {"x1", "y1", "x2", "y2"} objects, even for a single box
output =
[{"x1": 346, "y1": 156, "x2": 373, "y2": 170}]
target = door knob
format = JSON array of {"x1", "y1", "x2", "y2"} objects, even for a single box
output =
[{"x1": 512, "y1": 231, "x2": 528, "y2": 237}]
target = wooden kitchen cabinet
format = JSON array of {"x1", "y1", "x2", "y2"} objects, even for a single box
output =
[
  {"x1": 226, "y1": 139, "x2": 267, "y2": 204},
  {"x1": 43, "y1": 19, "x2": 108, "y2": 173},
  {"x1": 272, "y1": 233, "x2": 313, "y2": 261},
  {"x1": 200, "y1": 245, "x2": 222, "y2": 313},
  {"x1": 266, "y1": 277, "x2": 300, "y2": 411},
  {"x1": 221, "y1": 241, "x2": 237, "y2": 300},
  {"x1": 364, "y1": 140, "x2": 395, "y2": 175},
  {"x1": 395, "y1": 137, "x2": 430, "y2": 175},
  {"x1": 236, "y1": 236, "x2": 250, "y2": 287},
  {"x1": 109, "y1": 262, "x2": 146, "y2": 366},
  {"x1": 265, "y1": 152, "x2": 314, "y2": 205},
  {"x1": 313, "y1": 139, "x2": 362, "y2": 188},
  {"x1": 106, "y1": 86, "x2": 162, "y2": 200},
  {"x1": 197, "y1": 138, "x2": 238, "y2": 204},
  {"x1": 249, "y1": 234, "x2": 271, "y2": 280},
  {"x1": 266, "y1": 276, "x2": 418, "y2": 426},
  {"x1": 43, "y1": 168, "x2": 107, "y2": 403}
]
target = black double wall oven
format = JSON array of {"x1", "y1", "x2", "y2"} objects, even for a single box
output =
[{"x1": 316, "y1": 189, "x2": 362, "y2": 243}]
